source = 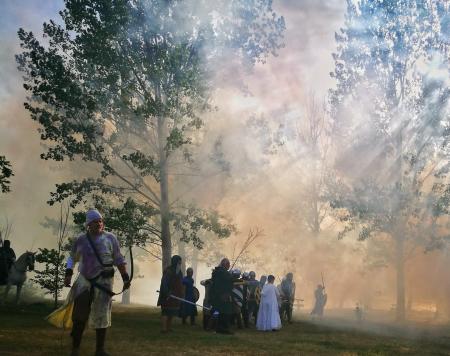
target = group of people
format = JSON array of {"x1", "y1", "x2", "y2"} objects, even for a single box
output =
[
  {"x1": 158, "y1": 256, "x2": 301, "y2": 334},
  {"x1": 10, "y1": 208, "x2": 327, "y2": 356}
]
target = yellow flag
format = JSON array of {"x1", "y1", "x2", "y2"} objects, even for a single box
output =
[{"x1": 46, "y1": 302, "x2": 74, "y2": 329}]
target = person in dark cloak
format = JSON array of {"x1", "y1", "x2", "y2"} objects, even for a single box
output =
[
  {"x1": 0, "y1": 239, "x2": 16, "y2": 284},
  {"x1": 200, "y1": 278, "x2": 213, "y2": 330},
  {"x1": 210, "y1": 258, "x2": 234, "y2": 334},
  {"x1": 179, "y1": 267, "x2": 198, "y2": 326},
  {"x1": 157, "y1": 255, "x2": 184, "y2": 333}
]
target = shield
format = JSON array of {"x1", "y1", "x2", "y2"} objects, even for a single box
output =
[{"x1": 193, "y1": 286, "x2": 200, "y2": 303}]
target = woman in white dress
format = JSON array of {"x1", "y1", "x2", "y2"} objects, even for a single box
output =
[{"x1": 256, "y1": 275, "x2": 282, "y2": 331}]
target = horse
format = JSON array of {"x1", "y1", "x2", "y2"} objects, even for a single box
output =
[{"x1": 1, "y1": 251, "x2": 35, "y2": 304}]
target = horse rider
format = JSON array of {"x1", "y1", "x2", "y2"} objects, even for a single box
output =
[{"x1": 0, "y1": 239, "x2": 16, "y2": 283}]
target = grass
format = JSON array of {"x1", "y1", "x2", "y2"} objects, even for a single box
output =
[{"x1": 1, "y1": 302, "x2": 450, "y2": 355}]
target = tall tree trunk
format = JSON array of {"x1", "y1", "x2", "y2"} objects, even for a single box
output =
[
  {"x1": 394, "y1": 96, "x2": 406, "y2": 322},
  {"x1": 191, "y1": 247, "x2": 199, "y2": 285},
  {"x1": 54, "y1": 246, "x2": 61, "y2": 309},
  {"x1": 395, "y1": 235, "x2": 406, "y2": 322},
  {"x1": 158, "y1": 113, "x2": 172, "y2": 270},
  {"x1": 312, "y1": 180, "x2": 320, "y2": 237},
  {"x1": 177, "y1": 238, "x2": 186, "y2": 274},
  {"x1": 121, "y1": 252, "x2": 131, "y2": 304}
]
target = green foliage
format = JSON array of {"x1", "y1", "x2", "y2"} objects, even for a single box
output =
[
  {"x1": 173, "y1": 206, "x2": 237, "y2": 248},
  {"x1": 330, "y1": 0, "x2": 450, "y2": 150},
  {"x1": 31, "y1": 248, "x2": 66, "y2": 300},
  {"x1": 16, "y1": 0, "x2": 285, "y2": 189},
  {"x1": 16, "y1": 1, "x2": 285, "y2": 260},
  {"x1": 73, "y1": 197, "x2": 160, "y2": 247},
  {"x1": 329, "y1": 0, "x2": 450, "y2": 245},
  {"x1": 122, "y1": 152, "x2": 159, "y2": 181},
  {"x1": 0, "y1": 156, "x2": 14, "y2": 193}
]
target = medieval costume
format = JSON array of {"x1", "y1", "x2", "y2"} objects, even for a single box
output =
[
  {"x1": 256, "y1": 275, "x2": 281, "y2": 331},
  {"x1": 241, "y1": 272, "x2": 250, "y2": 328},
  {"x1": 246, "y1": 271, "x2": 260, "y2": 326},
  {"x1": 0, "y1": 239, "x2": 16, "y2": 284},
  {"x1": 179, "y1": 267, "x2": 197, "y2": 325},
  {"x1": 279, "y1": 273, "x2": 295, "y2": 323},
  {"x1": 311, "y1": 285, "x2": 327, "y2": 318},
  {"x1": 230, "y1": 269, "x2": 243, "y2": 329},
  {"x1": 158, "y1": 255, "x2": 183, "y2": 332},
  {"x1": 200, "y1": 278, "x2": 213, "y2": 330},
  {"x1": 210, "y1": 258, "x2": 234, "y2": 334},
  {"x1": 48, "y1": 209, "x2": 130, "y2": 356}
]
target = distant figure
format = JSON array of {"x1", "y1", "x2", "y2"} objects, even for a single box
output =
[
  {"x1": 311, "y1": 284, "x2": 327, "y2": 318},
  {"x1": 0, "y1": 239, "x2": 16, "y2": 283},
  {"x1": 179, "y1": 267, "x2": 197, "y2": 326},
  {"x1": 280, "y1": 272, "x2": 295, "y2": 323},
  {"x1": 210, "y1": 258, "x2": 234, "y2": 334},
  {"x1": 354, "y1": 303, "x2": 363, "y2": 323},
  {"x1": 256, "y1": 275, "x2": 281, "y2": 331},
  {"x1": 158, "y1": 255, "x2": 183, "y2": 333}
]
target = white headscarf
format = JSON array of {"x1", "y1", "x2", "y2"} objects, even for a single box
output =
[{"x1": 85, "y1": 209, "x2": 102, "y2": 226}]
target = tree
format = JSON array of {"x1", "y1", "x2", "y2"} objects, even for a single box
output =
[
  {"x1": 0, "y1": 156, "x2": 13, "y2": 193},
  {"x1": 329, "y1": 0, "x2": 450, "y2": 321},
  {"x1": 0, "y1": 217, "x2": 13, "y2": 246},
  {"x1": 32, "y1": 203, "x2": 71, "y2": 308},
  {"x1": 282, "y1": 94, "x2": 336, "y2": 237},
  {"x1": 16, "y1": 0, "x2": 285, "y2": 269},
  {"x1": 32, "y1": 248, "x2": 66, "y2": 307},
  {"x1": 244, "y1": 92, "x2": 338, "y2": 238}
]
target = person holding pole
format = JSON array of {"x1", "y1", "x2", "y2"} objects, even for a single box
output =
[{"x1": 210, "y1": 258, "x2": 234, "y2": 334}]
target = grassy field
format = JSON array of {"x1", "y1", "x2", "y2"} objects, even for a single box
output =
[{"x1": 1, "y1": 303, "x2": 450, "y2": 355}]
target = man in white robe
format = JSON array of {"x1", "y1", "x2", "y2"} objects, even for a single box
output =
[{"x1": 256, "y1": 275, "x2": 282, "y2": 331}]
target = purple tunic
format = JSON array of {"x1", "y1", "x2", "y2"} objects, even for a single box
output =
[{"x1": 67, "y1": 232, "x2": 125, "y2": 280}]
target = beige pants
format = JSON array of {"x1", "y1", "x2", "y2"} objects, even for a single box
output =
[{"x1": 70, "y1": 274, "x2": 114, "y2": 329}]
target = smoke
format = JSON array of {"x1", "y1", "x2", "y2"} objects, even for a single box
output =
[{"x1": 2, "y1": 0, "x2": 450, "y2": 332}]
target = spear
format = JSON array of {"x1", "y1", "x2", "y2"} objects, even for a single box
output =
[
  {"x1": 156, "y1": 290, "x2": 211, "y2": 310},
  {"x1": 321, "y1": 272, "x2": 325, "y2": 290}
]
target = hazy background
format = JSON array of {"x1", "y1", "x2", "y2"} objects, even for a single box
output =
[{"x1": 1, "y1": 0, "x2": 449, "y2": 322}]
